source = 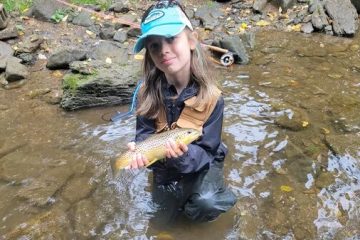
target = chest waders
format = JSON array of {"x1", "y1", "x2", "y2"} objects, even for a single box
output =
[{"x1": 151, "y1": 91, "x2": 237, "y2": 224}]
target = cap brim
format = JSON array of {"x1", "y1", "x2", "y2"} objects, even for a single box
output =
[{"x1": 133, "y1": 24, "x2": 186, "y2": 54}]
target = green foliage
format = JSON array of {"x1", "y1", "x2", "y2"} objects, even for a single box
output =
[
  {"x1": 69, "y1": 0, "x2": 112, "y2": 10},
  {"x1": 63, "y1": 74, "x2": 90, "y2": 93},
  {"x1": 51, "y1": 9, "x2": 65, "y2": 23},
  {"x1": 1, "y1": 0, "x2": 33, "y2": 13}
]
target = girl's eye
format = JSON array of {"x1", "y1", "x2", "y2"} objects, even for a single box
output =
[
  {"x1": 148, "y1": 42, "x2": 161, "y2": 51},
  {"x1": 165, "y1": 36, "x2": 176, "y2": 44}
]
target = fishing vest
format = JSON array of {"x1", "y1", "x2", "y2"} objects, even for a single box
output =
[{"x1": 155, "y1": 89, "x2": 221, "y2": 133}]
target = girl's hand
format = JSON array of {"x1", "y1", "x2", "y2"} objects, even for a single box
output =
[
  {"x1": 127, "y1": 142, "x2": 149, "y2": 169},
  {"x1": 165, "y1": 140, "x2": 188, "y2": 158}
]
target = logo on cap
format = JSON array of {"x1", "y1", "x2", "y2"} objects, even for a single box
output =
[{"x1": 143, "y1": 10, "x2": 165, "y2": 25}]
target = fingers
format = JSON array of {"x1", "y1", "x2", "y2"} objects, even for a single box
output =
[
  {"x1": 127, "y1": 142, "x2": 136, "y2": 151},
  {"x1": 166, "y1": 140, "x2": 188, "y2": 158},
  {"x1": 130, "y1": 152, "x2": 149, "y2": 169}
]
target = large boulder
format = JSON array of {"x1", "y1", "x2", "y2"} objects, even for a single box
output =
[{"x1": 29, "y1": 0, "x2": 68, "y2": 21}]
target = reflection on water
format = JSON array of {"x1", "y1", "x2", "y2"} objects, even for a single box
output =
[{"x1": 0, "y1": 30, "x2": 359, "y2": 239}]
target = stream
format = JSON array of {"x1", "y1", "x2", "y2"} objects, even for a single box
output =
[{"x1": 0, "y1": 30, "x2": 360, "y2": 239}]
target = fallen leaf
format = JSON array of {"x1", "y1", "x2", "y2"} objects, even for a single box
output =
[
  {"x1": 256, "y1": 20, "x2": 270, "y2": 27},
  {"x1": 134, "y1": 54, "x2": 144, "y2": 60},
  {"x1": 280, "y1": 185, "x2": 293, "y2": 192},
  {"x1": 302, "y1": 121, "x2": 309, "y2": 127},
  {"x1": 291, "y1": 24, "x2": 302, "y2": 32},
  {"x1": 52, "y1": 70, "x2": 63, "y2": 78},
  {"x1": 321, "y1": 128, "x2": 330, "y2": 134}
]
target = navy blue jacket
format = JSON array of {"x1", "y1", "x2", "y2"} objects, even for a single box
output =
[{"x1": 135, "y1": 81, "x2": 228, "y2": 184}]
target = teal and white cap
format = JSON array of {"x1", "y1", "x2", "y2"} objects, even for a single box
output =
[{"x1": 133, "y1": 3, "x2": 193, "y2": 53}]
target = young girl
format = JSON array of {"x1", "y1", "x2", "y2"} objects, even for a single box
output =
[{"x1": 128, "y1": 0, "x2": 236, "y2": 223}]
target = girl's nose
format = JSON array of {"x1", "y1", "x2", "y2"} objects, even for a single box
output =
[{"x1": 160, "y1": 38, "x2": 171, "y2": 54}]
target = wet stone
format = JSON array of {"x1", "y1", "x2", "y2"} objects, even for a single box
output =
[
  {"x1": 2, "y1": 208, "x2": 73, "y2": 239},
  {"x1": 26, "y1": 88, "x2": 51, "y2": 99},
  {"x1": 275, "y1": 107, "x2": 310, "y2": 131},
  {"x1": 17, "y1": 164, "x2": 75, "y2": 206},
  {"x1": 73, "y1": 199, "x2": 106, "y2": 238},
  {"x1": 315, "y1": 171, "x2": 335, "y2": 189},
  {"x1": 325, "y1": 134, "x2": 360, "y2": 157},
  {"x1": 61, "y1": 176, "x2": 95, "y2": 204}
]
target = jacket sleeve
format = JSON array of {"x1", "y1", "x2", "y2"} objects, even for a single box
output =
[
  {"x1": 135, "y1": 115, "x2": 156, "y2": 142},
  {"x1": 165, "y1": 96, "x2": 227, "y2": 173}
]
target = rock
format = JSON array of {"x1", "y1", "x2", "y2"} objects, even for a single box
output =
[
  {"x1": 17, "y1": 165, "x2": 75, "y2": 206},
  {"x1": 311, "y1": 5, "x2": 328, "y2": 30},
  {"x1": 2, "y1": 209, "x2": 73, "y2": 239},
  {"x1": 61, "y1": 176, "x2": 95, "y2": 204},
  {"x1": 126, "y1": 27, "x2": 141, "y2": 37},
  {"x1": 72, "y1": 11, "x2": 94, "y2": 27},
  {"x1": 15, "y1": 34, "x2": 44, "y2": 54},
  {"x1": 0, "y1": 41, "x2": 14, "y2": 57},
  {"x1": 87, "y1": 40, "x2": 128, "y2": 63},
  {"x1": 30, "y1": 0, "x2": 68, "y2": 21},
  {"x1": 26, "y1": 88, "x2": 51, "y2": 99},
  {"x1": 351, "y1": 0, "x2": 360, "y2": 12},
  {"x1": 73, "y1": 199, "x2": 106, "y2": 238},
  {"x1": 113, "y1": 30, "x2": 128, "y2": 43},
  {"x1": 46, "y1": 48, "x2": 88, "y2": 70},
  {"x1": 42, "y1": 90, "x2": 62, "y2": 104},
  {"x1": 109, "y1": 1, "x2": 131, "y2": 13},
  {"x1": 315, "y1": 171, "x2": 335, "y2": 189},
  {"x1": 194, "y1": 4, "x2": 222, "y2": 30},
  {"x1": 325, "y1": 0, "x2": 359, "y2": 36},
  {"x1": 301, "y1": 22, "x2": 314, "y2": 34},
  {"x1": 275, "y1": 0, "x2": 297, "y2": 11},
  {"x1": 5, "y1": 57, "x2": 28, "y2": 81},
  {"x1": 325, "y1": 134, "x2": 360, "y2": 156},
  {"x1": 60, "y1": 61, "x2": 141, "y2": 110},
  {"x1": 220, "y1": 35, "x2": 249, "y2": 64},
  {"x1": 253, "y1": 0, "x2": 268, "y2": 13},
  {"x1": 275, "y1": 106, "x2": 310, "y2": 131},
  {"x1": 0, "y1": 25, "x2": 18, "y2": 40},
  {"x1": 99, "y1": 23, "x2": 116, "y2": 40}
]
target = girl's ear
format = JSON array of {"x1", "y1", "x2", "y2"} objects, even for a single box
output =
[{"x1": 189, "y1": 31, "x2": 198, "y2": 50}]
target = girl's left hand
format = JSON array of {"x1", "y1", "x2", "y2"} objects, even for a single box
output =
[{"x1": 165, "y1": 140, "x2": 188, "y2": 158}]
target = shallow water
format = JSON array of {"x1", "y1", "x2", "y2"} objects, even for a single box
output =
[{"x1": 0, "y1": 30, "x2": 359, "y2": 239}]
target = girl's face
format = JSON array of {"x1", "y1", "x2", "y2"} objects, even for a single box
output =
[{"x1": 145, "y1": 30, "x2": 197, "y2": 82}]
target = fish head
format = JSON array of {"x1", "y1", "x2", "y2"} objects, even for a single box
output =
[{"x1": 176, "y1": 128, "x2": 202, "y2": 144}]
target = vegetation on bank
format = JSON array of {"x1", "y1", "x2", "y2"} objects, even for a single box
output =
[
  {"x1": 1, "y1": 0, "x2": 32, "y2": 13},
  {"x1": 0, "y1": 0, "x2": 112, "y2": 13},
  {"x1": 63, "y1": 73, "x2": 94, "y2": 93}
]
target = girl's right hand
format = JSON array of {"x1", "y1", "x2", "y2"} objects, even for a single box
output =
[{"x1": 127, "y1": 142, "x2": 149, "y2": 169}]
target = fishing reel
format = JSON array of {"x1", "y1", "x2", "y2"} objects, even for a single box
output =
[{"x1": 220, "y1": 52, "x2": 234, "y2": 67}]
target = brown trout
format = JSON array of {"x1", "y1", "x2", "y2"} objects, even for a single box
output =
[{"x1": 112, "y1": 128, "x2": 201, "y2": 175}]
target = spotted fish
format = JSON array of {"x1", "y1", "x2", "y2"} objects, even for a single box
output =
[{"x1": 111, "y1": 128, "x2": 201, "y2": 175}]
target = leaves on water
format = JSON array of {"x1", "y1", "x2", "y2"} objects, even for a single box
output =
[{"x1": 280, "y1": 185, "x2": 293, "y2": 192}]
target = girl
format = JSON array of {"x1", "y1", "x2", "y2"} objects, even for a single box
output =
[{"x1": 128, "y1": 0, "x2": 236, "y2": 223}]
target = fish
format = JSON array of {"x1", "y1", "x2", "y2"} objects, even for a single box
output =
[{"x1": 111, "y1": 128, "x2": 201, "y2": 175}]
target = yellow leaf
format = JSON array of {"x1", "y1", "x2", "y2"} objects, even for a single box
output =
[
  {"x1": 52, "y1": 70, "x2": 63, "y2": 78},
  {"x1": 105, "y1": 57, "x2": 112, "y2": 64},
  {"x1": 291, "y1": 24, "x2": 302, "y2": 32},
  {"x1": 256, "y1": 20, "x2": 270, "y2": 27},
  {"x1": 134, "y1": 54, "x2": 144, "y2": 60},
  {"x1": 302, "y1": 121, "x2": 309, "y2": 127},
  {"x1": 86, "y1": 30, "x2": 95, "y2": 36},
  {"x1": 321, "y1": 128, "x2": 330, "y2": 134},
  {"x1": 241, "y1": 22, "x2": 248, "y2": 29},
  {"x1": 280, "y1": 185, "x2": 293, "y2": 192}
]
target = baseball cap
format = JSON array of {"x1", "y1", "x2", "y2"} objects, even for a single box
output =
[{"x1": 133, "y1": 2, "x2": 193, "y2": 53}]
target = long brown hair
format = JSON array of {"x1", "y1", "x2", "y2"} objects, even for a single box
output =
[{"x1": 136, "y1": 2, "x2": 219, "y2": 119}]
